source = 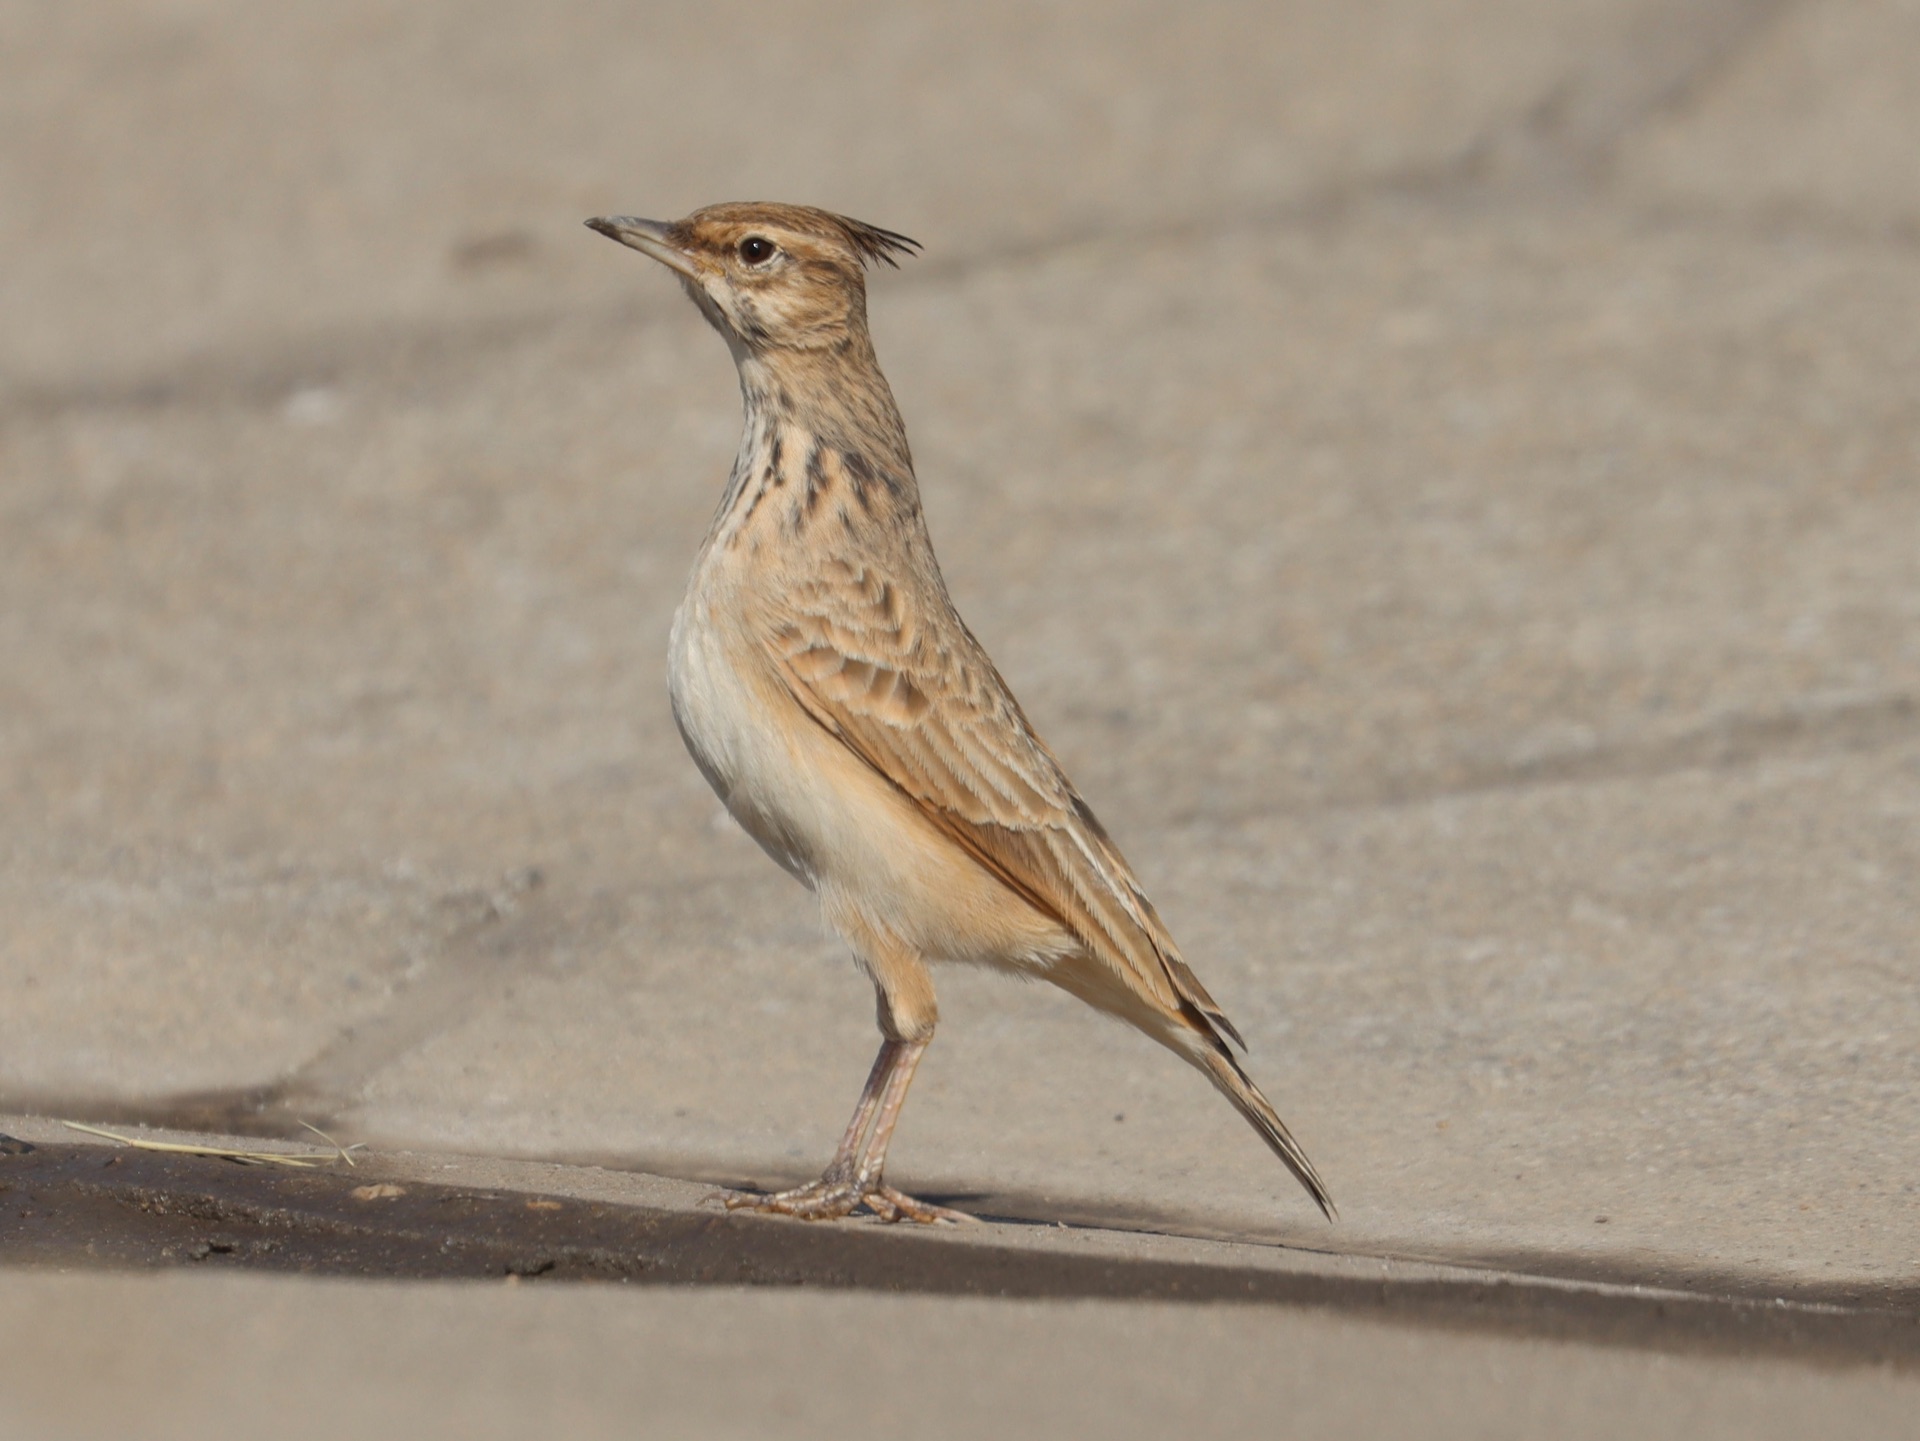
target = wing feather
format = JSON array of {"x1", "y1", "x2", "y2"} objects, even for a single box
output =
[{"x1": 764, "y1": 557, "x2": 1241, "y2": 1045}]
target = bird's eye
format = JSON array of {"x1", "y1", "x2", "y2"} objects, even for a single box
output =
[{"x1": 738, "y1": 236, "x2": 776, "y2": 265}]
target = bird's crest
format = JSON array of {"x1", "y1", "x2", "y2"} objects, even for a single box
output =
[{"x1": 829, "y1": 214, "x2": 922, "y2": 270}]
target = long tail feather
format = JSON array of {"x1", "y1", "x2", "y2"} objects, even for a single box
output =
[{"x1": 1196, "y1": 1044, "x2": 1336, "y2": 1221}]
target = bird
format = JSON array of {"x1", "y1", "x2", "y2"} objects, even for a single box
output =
[{"x1": 587, "y1": 202, "x2": 1332, "y2": 1224}]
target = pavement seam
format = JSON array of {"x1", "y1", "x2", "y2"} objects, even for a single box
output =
[
  {"x1": 17, "y1": 179, "x2": 1920, "y2": 434},
  {"x1": 4, "y1": 1130, "x2": 1914, "y2": 1370},
  {"x1": 1163, "y1": 690, "x2": 1920, "y2": 830},
  {"x1": 0, "y1": 3, "x2": 1839, "y2": 426},
  {"x1": 1455, "y1": 0, "x2": 1802, "y2": 188}
]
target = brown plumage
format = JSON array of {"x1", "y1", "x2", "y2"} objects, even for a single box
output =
[{"x1": 587, "y1": 202, "x2": 1332, "y2": 1222}]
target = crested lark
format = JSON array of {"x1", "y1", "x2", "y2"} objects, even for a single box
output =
[{"x1": 588, "y1": 203, "x2": 1332, "y2": 1223}]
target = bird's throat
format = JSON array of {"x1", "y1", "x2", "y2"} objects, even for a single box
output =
[{"x1": 708, "y1": 342, "x2": 920, "y2": 553}]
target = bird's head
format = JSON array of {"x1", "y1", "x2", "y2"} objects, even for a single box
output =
[{"x1": 587, "y1": 202, "x2": 919, "y2": 357}]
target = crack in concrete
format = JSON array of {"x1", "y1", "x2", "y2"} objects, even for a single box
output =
[
  {"x1": 1169, "y1": 689, "x2": 1920, "y2": 831},
  {"x1": 1428, "y1": 689, "x2": 1918, "y2": 797},
  {"x1": 0, "y1": 867, "x2": 561, "y2": 1135},
  {"x1": 1454, "y1": 0, "x2": 1800, "y2": 187},
  {"x1": 0, "y1": 1, "x2": 1815, "y2": 424},
  {"x1": 259, "y1": 866, "x2": 554, "y2": 1120}
]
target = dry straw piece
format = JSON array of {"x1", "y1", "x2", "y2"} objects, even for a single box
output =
[{"x1": 60, "y1": 1119, "x2": 354, "y2": 1169}]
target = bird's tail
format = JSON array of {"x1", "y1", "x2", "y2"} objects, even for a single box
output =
[{"x1": 1195, "y1": 1043, "x2": 1336, "y2": 1221}]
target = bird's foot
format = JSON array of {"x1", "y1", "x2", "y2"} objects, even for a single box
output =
[
  {"x1": 860, "y1": 1183, "x2": 974, "y2": 1224},
  {"x1": 712, "y1": 1176, "x2": 972, "y2": 1224}
]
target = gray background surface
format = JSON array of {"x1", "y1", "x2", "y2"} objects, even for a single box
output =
[{"x1": 4, "y1": 2, "x2": 1918, "y2": 1433}]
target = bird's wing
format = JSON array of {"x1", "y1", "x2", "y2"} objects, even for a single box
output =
[{"x1": 762, "y1": 556, "x2": 1243, "y2": 1048}]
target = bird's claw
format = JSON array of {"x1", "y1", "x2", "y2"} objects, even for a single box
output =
[{"x1": 710, "y1": 1177, "x2": 971, "y2": 1224}]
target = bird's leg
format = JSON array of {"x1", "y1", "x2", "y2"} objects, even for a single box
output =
[
  {"x1": 846, "y1": 1036, "x2": 971, "y2": 1224},
  {"x1": 818, "y1": 1037, "x2": 902, "y2": 1183},
  {"x1": 716, "y1": 1037, "x2": 900, "y2": 1220},
  {"x1": 720, "y1": 1035, "x2": 967, "y2": 1223}
]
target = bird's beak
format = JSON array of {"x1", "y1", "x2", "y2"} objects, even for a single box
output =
[{"x1": 585, "y1": 215, "x2": 700, "y2": 279}]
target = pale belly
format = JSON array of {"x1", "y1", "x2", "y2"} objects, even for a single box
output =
[
  {"x1": 667, "y1": 587, "x2": 1071, "y2": 973},
  {"x1": 668, "y1": 588, "x2": 825, "y2": 887}
]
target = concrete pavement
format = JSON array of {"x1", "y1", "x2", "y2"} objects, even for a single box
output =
[
  {"x1": 4, "y1": 0, "x2": 1918, "y2": 1430},
  {"x1": 8, "y1": 1268, "x2": 1916, "y2": 1441},
  {"x1": 2, "y1": 1119, "x2": 1916, "y2": 1440}
]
